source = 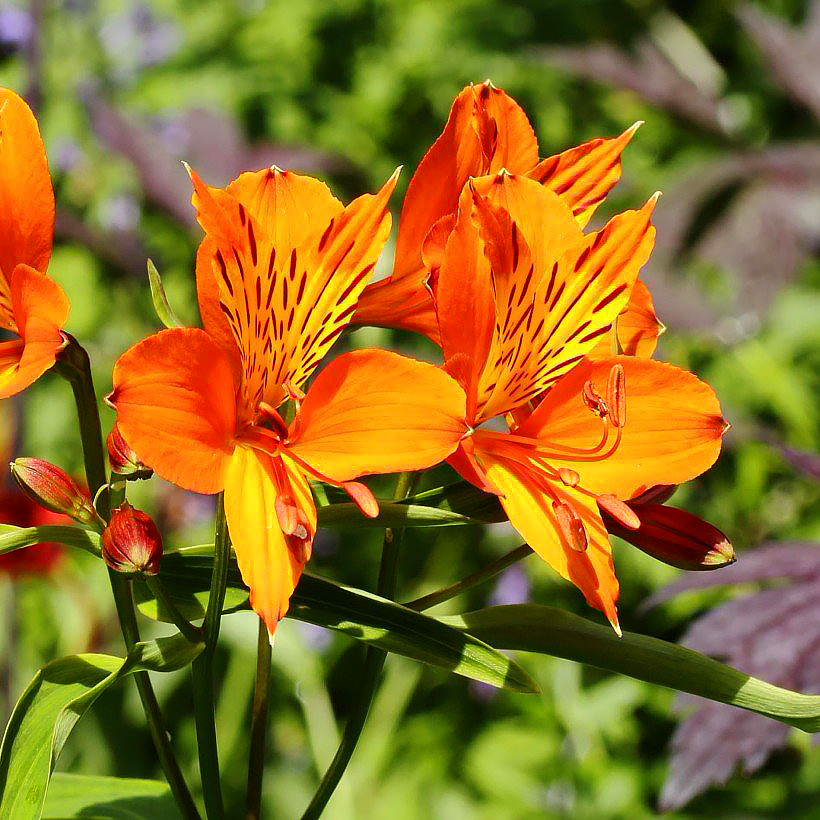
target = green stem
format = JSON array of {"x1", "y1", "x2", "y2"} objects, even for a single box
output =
[
  {"x1": 301, "y1": 471, "x2": 417, "y2": 820},
  {"x1": 191, "y1": 495, "x2": 231, "y2": 819},
  {"x1": 146, "y1": 577, "x2": 204, "y2": 643},
  {"x1": 405, "y1": 544, "x2": 533, "y2": 611},
  {"x1": 245, "y1": 617, "x2": 272, "y2": 820},
  {"x1": 57, "y1": 336, "x2": 201, "y2": 820}
]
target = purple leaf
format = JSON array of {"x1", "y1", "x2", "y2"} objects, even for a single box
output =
[
  {"x1": 642, "y1": 542, "x2": 820, "y2": 610},
  {"x1": 736, "y1": 2, "x2": 820, "y2": 121},
  {"x1": 656, "y1": 575, "x2": 820, "y2": 809}
]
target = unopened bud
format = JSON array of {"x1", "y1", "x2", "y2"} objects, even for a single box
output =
[
  {"x1": 102, "y1": 502, "x2": 162, "y2": 576},
  {"x1": 10, "y1": 458, "x2": 102, "y2": 530},
  {"x1": 107, "y1": 423, "x2": 152, "y2": 477},
  {"x1": 602, "y1": 503, "x2": 734, "y2": 570}
]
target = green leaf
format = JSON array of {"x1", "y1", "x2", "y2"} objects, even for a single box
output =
[
  {"x1": 147, "y1": 259, "x2": 183, "y2": 329},
  {"x1": 0, "y1": 635, "x2": 202, "y2": 820},
  {"x1": 43, "y1": 773, "x2": 180, "y2": 819},
  {"x1": 0, "y1": 525, "x2": 101, "y2": 557},
  {"x1": 135, "y1": 549, "x2": 538, "y2": 694},
  {"x1": 443, "y1": 605, "x2": 820, "y2": 732}
]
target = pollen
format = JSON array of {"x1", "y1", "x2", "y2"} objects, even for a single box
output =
[
  {"x1": 605, "y1": 364, "x2": 626, "y2": 428},
  {"x1": 552, "y1": 501, "x2": 588, "y2": 552}
]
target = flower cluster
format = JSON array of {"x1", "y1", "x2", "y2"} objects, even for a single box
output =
[{"x1": 1, "y1": 82, "x2": 729, "y2": 637}]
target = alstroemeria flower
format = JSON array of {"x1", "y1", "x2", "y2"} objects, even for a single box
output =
[
  {"x1": 353, "y1": 81, "x2": 661, "y2": 356},
  {"x1": 0, "y1": 88, "x2": 69, "y2": 398},
  {"x1": 109, "y1": 167, "x2": 467, "y2": 633},
  {"x1": 437, "y1": 172, "x2": 727, "y2": 630}
]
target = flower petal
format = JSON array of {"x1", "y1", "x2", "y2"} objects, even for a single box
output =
[
  {"x1": 529, "y1": 122, "x2": 641, "y2": 228},
  {"x1": 519, "y1": 356, "x2": 728, "y2": 499},
  {"x1": 436, "y1": 186, "x2": 496, "y2": 420},
  {"x1": 109, "y1": 328, "x2": 238, "y2": 494},
  {"x1": 0, "y1": 89, "x2": 54, "y2": 327},
  {"x1": 287, "y1": 350, "x2": 467, "y2": 481},
  {"x1": 190, "y1": 166, "x2": 396, "y2": 409},
  {"x1": 476, "y1": 442, "x2": 620, "y2": 629},
  {"x1": 0, "y1": 265, "x2": 68, "y2": 399},
  {"x1": 354, "y1": 82, "x2": 537, "y2": 334},
  {"x1": 224, "y1": 446, "x2": 315, "y2": 635},
  {"x1": 588, "y1": 280, "x2": 664, "y2": 360}
]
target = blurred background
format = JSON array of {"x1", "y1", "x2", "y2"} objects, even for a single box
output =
[{"x1": 0, "y1": 0, "x2": 818, "y2": 816}]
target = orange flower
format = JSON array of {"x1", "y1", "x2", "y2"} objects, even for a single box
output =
[
  {"x1": 109, "y1": 167, "x2": 467, "y2": 633},
  {"x1": 353, "y1": 81, "x2": 662, "y2": 356},
  {"x1": 0, "y1": 88, "x2": 69, "y2": 399},
  {"x1": 437, "y1": 173, "x2": 727, "y2": 631}
]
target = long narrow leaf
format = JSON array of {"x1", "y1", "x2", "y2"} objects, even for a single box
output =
[
  {"x1": 0, "y1": 634, "x2": 202, "y2": 819},
  {"x1": 443, "y1": 605, "x2": 820, "y2": 732},
  {"x1": 134, "y1": 549, "x2": 538, "y2": 694},
  {"x1": 0, "y1": 525, "x2": 101, "y2": 557}
]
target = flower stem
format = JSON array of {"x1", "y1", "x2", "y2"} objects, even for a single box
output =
[
  {"x1": 301, "y1": 471, "x2": 418, "y2": 820},
  {"x1": 245, "y1": 616, "x2": 272, "y2": 820},
  {"x1": 146, "y1": 576, "x2": 204, "y2": 644},
  {"x1": 57, "y1": 335, "x2": 200, "y2": 820},
  {"x1": 405, "y1": 544, "x2": 533, "y2": 611},
  {"x1": 191, "y1": 495, "x2": 231, "y2": 820}
]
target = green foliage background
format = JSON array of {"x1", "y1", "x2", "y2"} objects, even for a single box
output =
[{"x1": 0, "y1": 0, "x2": 818, "y2": 816}]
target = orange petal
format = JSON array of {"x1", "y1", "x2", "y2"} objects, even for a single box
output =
[
  {"x1": 470, "y1": 171, "x2": 582, "y2": 281},
  {"x1": 466, "y1": 182, "x2": 656, "y2": 419},
  {"x1": 109, "y1": 328, "x2": 238, "y2": 494},
  {"x1": 189, "y1": 165, "x2": 396, "y2": 409},
  {"x1": 354, "y1": 82, "x2": 538, "y2": 334},
  {"x1": 529, "y1": 122, "x2": 641, "y2": 228},
  {"x1": 436, "y1": 186, "x2": 496, "y2": 420},
  {"x1": 224, "y1": 446, "x2": 316, "y2": 635},
  {"x1": 518, "y1": 356, "x2": 728, "y2": 500},
  {"x1": 588, "y1": 279, "x2": 664, "y2": 360},
  {"x1": 0, "y1": 89, "x2": 55, "y2": 328},
  {"x1": 0, "y1": 265, "x2": 69, "y2": 399},
  {"x1": 476, "y1": 442, "x2": 620, "y2": 630},
  {"x1": 287, "y1": 349, "x2": 467, "y2": 482}
]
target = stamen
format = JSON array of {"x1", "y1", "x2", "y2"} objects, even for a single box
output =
[
  {"x1": 582, "y1": 380, "x2": 608, "y2": 418},
  {"x1": 342, "y1": 481, "x2": 379, "y2": 518},
  {"x1": 558, "y1": 468, "x2": 580, "y2": 487},
  {"x1": 552, "y1": 501, "x2": 588, "y2": 552},
  {"x1": 275, "y1": 498, "x2": 299, "y2": 536},
  {"x1": 257, "y1": 402, "x2": 289, "y2": 438},
  {"x1": 597, "y1": 494, "x2": 640, "y2": 530},
  {"x1": 605, "y1": 365, "x2": 626, "y2": 428}
]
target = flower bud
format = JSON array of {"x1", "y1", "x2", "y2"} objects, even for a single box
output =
[
  {"x1": 106, "y1": 423, "x2": 152, "y2": 478},
  {"x1": 102, "y1": 502, "x2": 162, "y2": 576},
  {"x1": 10, "y1": 458, "x2": 102, "y2": 530},
  {"x1": 602, "y1": 502, "x2": 734, "y2": 570}
]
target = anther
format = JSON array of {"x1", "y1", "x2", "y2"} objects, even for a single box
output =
[
  {"x1": 582, "y1": 380, "x2": 608, "y2": 418},
  {"x1": 552, "y1": 501, "x2": 588, "y2": 552},
  {"x1": 274, "y1": 498, "x2": 299, "y2": 536},
  {"x1": 605, "y1": 365, "x2": 626, "y2": 428},
  {"x1": 342, "y1": 481, "x2": 379, "y2": 518},
  {"x1": 558, "y1": 468, "x2": 580, "y2": 487},
  {"x1": 597, "y1": 494, "x2": 640, "y2": 530}
]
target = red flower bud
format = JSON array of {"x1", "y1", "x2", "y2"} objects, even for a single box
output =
[
  {"x1": 106, "y1": 423, "x2": 152, "y2": 477},
  {"x1": 10, "y1": 458, "x2": 102, "y2": 530},
  {"x1": 602, "y1": 502, "x2": 734, "y2": 570},
  {"x1": 102, "y1": 502, "x2": 162, "y2": 576}
]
